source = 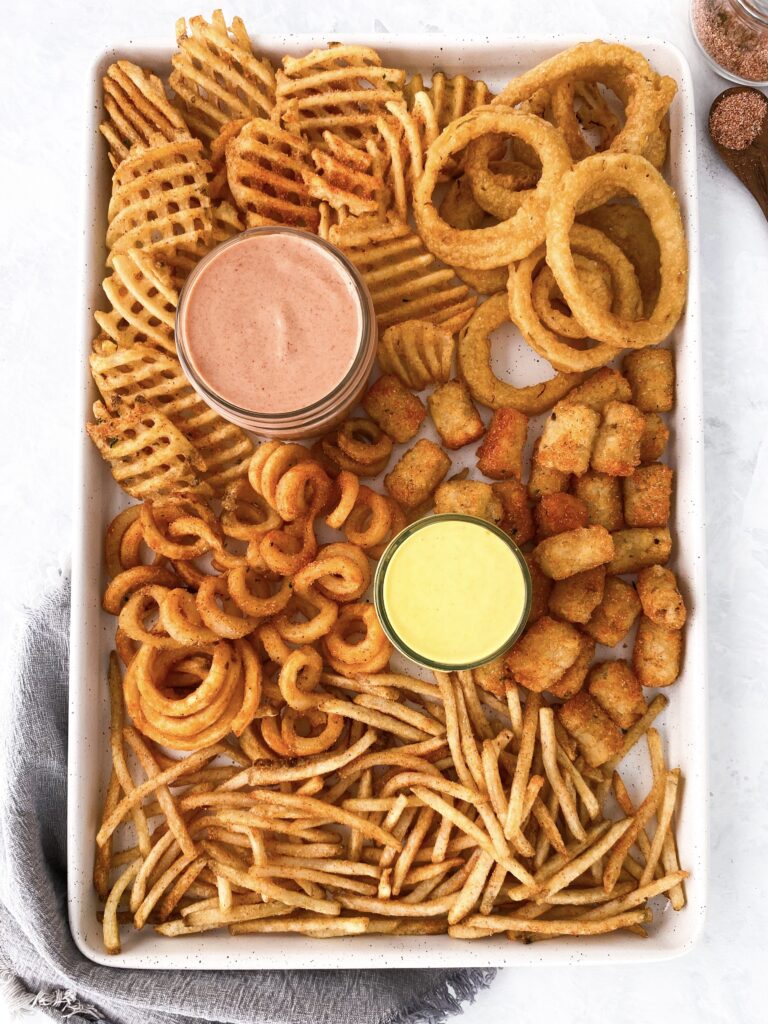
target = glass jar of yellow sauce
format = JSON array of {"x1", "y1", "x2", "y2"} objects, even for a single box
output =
[{"x1": 374, "y1": 514, "x2": 532, "y2": 671}]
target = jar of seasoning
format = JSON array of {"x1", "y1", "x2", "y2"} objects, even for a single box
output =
[
  {"x1": 175, "y1": 226, "x2": 378, "y2": 440},
  {"x1": 691, "y1": 1, "x2": 768, "y2": 85}
]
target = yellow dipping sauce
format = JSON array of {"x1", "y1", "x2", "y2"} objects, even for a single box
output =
[{"x1": 378, "y1": 517, "x2": 530, "y2": 668}]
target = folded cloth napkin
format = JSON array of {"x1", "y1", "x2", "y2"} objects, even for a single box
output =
[{"x1": 0, "y1": 578, "x2": 497, "y2": 1024}]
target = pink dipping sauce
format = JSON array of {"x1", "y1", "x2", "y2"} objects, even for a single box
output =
[{"x1": 180, "y1": 232, "x2": 363, "y2": 414}]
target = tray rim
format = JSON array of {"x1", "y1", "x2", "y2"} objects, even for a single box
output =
[{"x1": 68, "y1": 31, "x2": 708, "y2": 970}]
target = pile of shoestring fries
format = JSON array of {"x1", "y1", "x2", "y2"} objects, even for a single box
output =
[{"x1": 96, "y1": 653, "x2": 686, "y2": 950}]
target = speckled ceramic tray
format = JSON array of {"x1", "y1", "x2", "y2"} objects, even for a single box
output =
[{"x1": 69, "y1": 35, "x2": 707, "y2": 968}]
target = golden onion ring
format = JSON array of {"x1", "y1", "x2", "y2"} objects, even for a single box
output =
[
  {"x1": 545, "y1": 153, "x2": 687, "y2": 348},
  {"x1": 457, "y1": 292, "x2": 586, "y2": 412},
  {"x1": 509, "y1": 224, "x2": 642, "y2": 372},
  {"x1": 414, "y1": 106, "x2": 572, "y2": 270}
]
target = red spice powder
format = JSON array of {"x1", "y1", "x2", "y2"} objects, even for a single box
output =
[
  {"x1": 710, "y1": 89, "x2": 768, "y2": 147},
  {"x1": 693, "y1": 0, "x2": 768, "y2": 82}
]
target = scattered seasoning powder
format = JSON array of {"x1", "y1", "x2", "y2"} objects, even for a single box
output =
[
  {"x1": 710, "y1": 89, "x2": 768, "y2": 148},
  {"x1": 693, "y1": 0, "x2": 768, "y2": 82}
]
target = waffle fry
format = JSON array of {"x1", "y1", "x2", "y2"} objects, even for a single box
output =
[
  {"x1": 304, "y1": 131, "x2": 383, "y2": 215},
  {"x1": 329, "y1": 214, "x2": 476, "y2": 332},
  {"x1": 226, "y1": 117, "x2": 320, "y2": 231},
  {"x1": 106, "y1": 135, "x2": 213, "y2": 263},
  {"x1": 87, "y1": 400, "x2": 211, "y2": 499},
  {"x1": 90, "y1": 340, "x2": 253, "y2": 494},
  {"x1": 275, "y1": 44, "x2": 406, "y2": 148},
  {"x1": 94, "y1": 250, "x2": 178, "y2": 355},
  {"x1": 405, "y1": 70, "x2": 492, "y2": 178},
  {"x1": 169, "y1": 10, "x2": 275, "y2": 145},
  {"x1": 406, "y1": 71, "x2": 492, "y2": 132},
  {"x1": 378, "y1": 320, "x2": 455, "y2": 390},
  {"x1": 100, "y1": 60, "x2": 191, "y2": 169}
]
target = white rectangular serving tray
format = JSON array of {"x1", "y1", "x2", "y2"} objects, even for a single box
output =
[{"x1": 69, "y1": 33, "x2": 707, "y2": 969}]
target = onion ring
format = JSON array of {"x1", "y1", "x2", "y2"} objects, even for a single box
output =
[
  {"x1": 492, "y1": 42, "x2": 676, "y2": 158},
  {"x1": 578, "y1": 201, "x2": 661, "y2": 316},
  {"x1": 457, "y1": 293, "x2": 586, "y2": 412},
  {"x1": 509, "y1": 223, "x2": 642, "y2": 372},
  {"x1": 413, "y1": 107, "x2": 572, "y2": 270},
  {"x1": 545, "y1": 153, "x2": 687, "y2": 348}
]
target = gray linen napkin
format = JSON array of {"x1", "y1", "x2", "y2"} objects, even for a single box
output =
[{"x1": 0, "y1": 577, "x2": 497, "y2": 1024}]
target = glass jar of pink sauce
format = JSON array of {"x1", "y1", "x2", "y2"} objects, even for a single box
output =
[{"x1": 175, "y1": 226, "x2": 377, "y2": 439}]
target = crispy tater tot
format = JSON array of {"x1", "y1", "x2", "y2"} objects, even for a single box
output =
[
  {"x1": 434, "y1": 480, "x2": 503, "y2": 525},
  {"x1": 623, "y1": 463, "x2": 673, "y2": 528},
  {"x1": 556, "y1": 691, "x2": 624, "y2": 767},
  {"x1": 549, "y1": 633, "x2": 595, "y2": 699},
  {"x1": 623, "y1": 348, "x2": 675, "y2": 413},
  {"x1": 427, "y1": 379, "x2": 485, "y2": 450},
  {"x1": 639, "y1": 412, "x2": 670, "y2": 463},
  {"x1": 525, "y1": 553, "x2": 552, "y2": 623},
  {"x1": 362, "y1": 375, "x2": 426, "y2": 444},
  {"x1": 384, "y1": 439, "x2": 451, "y2": 509},
  {"x1": 476, "y1": 408, "x2": 529, "y2": 480},
  {"x1": 562, "y1": 367, "x2": 632, "y2": 411},
  {"x1": 548, "y1": 566, "x2": 606, "y2": 624},
  {"x1": 633, "y1": 616, "x2": 683, "y2": 687},
  {"x1": 535, "y1": 493, "x2": 589, "y2": 539},
  {"x1": 505, "y1": 616, "x2": 582, "y2": 693},
  {"x1": 538, "y1": 401, "x2": 600, "y2": 476},
  {"x1": 590, "y1": 401, "x2": 646, "y2": 477},
  {"x1": 607, "y1": 527, "x2": 672, "y2": 575},
  {"x1": 636, "y1": 565, "x2": 687, "y2": 630},
  {"x1": 582, "y1": 576, "x2": 641, "y2": 646},
  {"x1": 534, "y1": 525, "x2": 614, "y2": 580},
  {"x1": 492, "y1": 480, "x2": 535, "y2": 545},
  {"x1": 587, "y1": 661, "x2": 646, "y2": 729},
  {"x1": 528, "y1": 438, "x2": 571, "y2": 500},
  {"x1": 572, "y1": 471, "x2": 624, "y2": 531}
]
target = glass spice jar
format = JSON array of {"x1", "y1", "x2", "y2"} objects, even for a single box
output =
[{"x1": 691, "y1": 0, "x2": 768, "y2": 86}]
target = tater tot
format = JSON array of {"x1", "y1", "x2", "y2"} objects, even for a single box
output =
[
  {"x1": 582, "y1": 577, "x2": 642, "y2": 647},
  {"x1": 562, "y1": 368, "x2": 632, "y2": 411},
  {"x1": 362, "y1": 374, "x2": 426, "y2": 443},
  {"x1": 549, "y1": 566, "x2": 606, "y2": 624},
  {"x1": 549, "y1": 634, "x2": 596, "y2": 699},
  {"x1": 384, "y1": 439, "x2": 451, "y2": 509},
  {"x1": 533, "y1": 525, "x2": 614, "y2": 580},
  {"x1": 623, "y1": 463, "x2": 673, "y2": 527},
  {"x1": 633, "y1": 615, "x2": 683, "y2": 687},
  {"x1": 525, "y1": 553, "x2": 552, "y2": 624},
  {"x1": 493, "y1": 480, "x2": 535, "y2": 545},
  {"x1": 476, "y1": 407, "x2": 529, "y2": 480},
  {"x1": 639, "y1": 412, "x2": 670, "y2": 463},
  {"x1": 590, "y1": 401, "x2": 646, "y2": 477},
  {"x1": 535, "y1": 493, "x2": 589, "y2": 539},
  {"x1": 572, "y1": 471, "x2": 624, "y2": 531},
  {"x1": 434, "y1": 480, "x2": 503, "y2": 525},
  {"x1": 504, "y1": 616, "x2": 582, "y2": 692},
  {"x1": 472, "y1": 653, "x2": 515, "y2": 699},
  {"x1": 538, "y1": 401, "x2": 600, "y2": 476},
  {"x1": 427, "y1": 379, "x2": 485, "y2": 450},
  {"x1": 556, "y1": 691, "x2": 624, "y2": 767},
  {"x1": 607, "y1": 527, "x2": 672, "y2": 575},
  {"x1": 623, "y1": 348, "x2": 675, "y2": 413},
  {"x1": 636, "y1": 565, "x2": 687, "y2": 630},
  {"x1": 528, "y1": 437, "x2": 571, "y2": 500},
  {"x1": 586, "y1": 661, "x2": 646, "y2": 730}
]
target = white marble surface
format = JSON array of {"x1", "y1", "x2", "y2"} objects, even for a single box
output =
[{"x1": 2, "y1": 0, "x2": 767, "y2": 1020}]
